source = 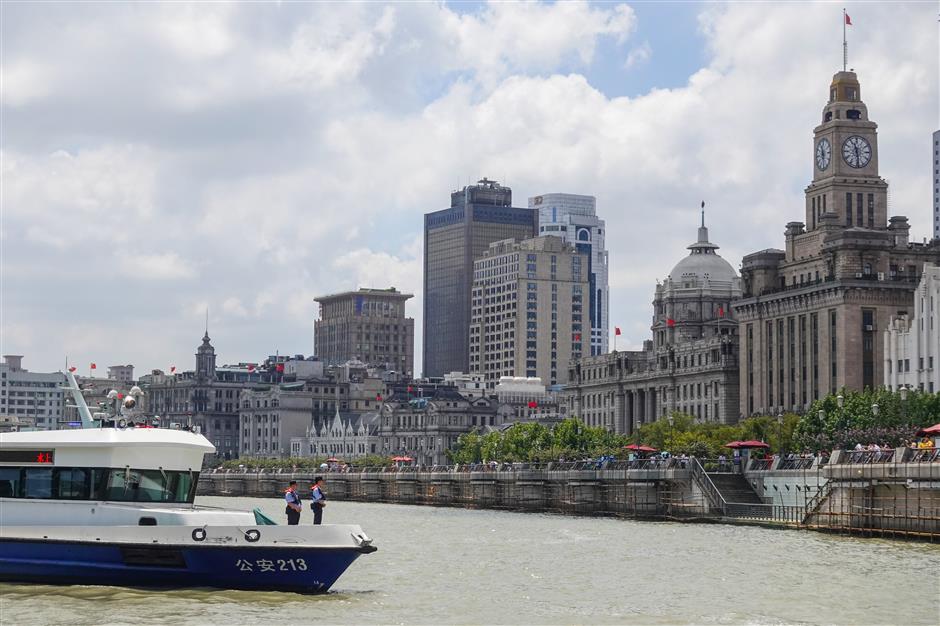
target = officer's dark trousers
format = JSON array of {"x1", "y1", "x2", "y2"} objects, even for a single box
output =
[
  {"x1": 286, "y1": 508, "x2": 300, "y2": 525},
  {"x1": 313, "y1": 504, "x2": 323, "y2": 525}
]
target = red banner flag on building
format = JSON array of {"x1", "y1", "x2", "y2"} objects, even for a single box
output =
[
  {"x1": 527, "y1": 401, "x2": 538, "y2": 409},
  {"x1": 615, "y1": 327, "x2": 622, "y2": 336},
  {"x1": 666, "y1": 318, "x2": 676, "y2": 327},
  {"x1": 717, "y1": 306, "x2": 724, "y2": 317}
]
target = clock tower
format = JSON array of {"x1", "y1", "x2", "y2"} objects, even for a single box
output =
[{"x1": 805, "y1": 70, "x2": 888, "y2": 231}]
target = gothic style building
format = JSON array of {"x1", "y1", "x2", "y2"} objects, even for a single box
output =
[
  {"x1": 732, "y1": 70, "x2": 940, "y2": 416},
  {"x1": 565, "y1": 219, "x2": 742, "y2": 431}
]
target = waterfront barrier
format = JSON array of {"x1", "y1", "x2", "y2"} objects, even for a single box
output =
[{"x1": 198, "y1": 451, "x2": 940, "y2": 541}]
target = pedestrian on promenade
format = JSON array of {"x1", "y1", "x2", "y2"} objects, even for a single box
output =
[
  {"x1": 310, "y1": 477, "x2": 327, "y2": 525},
  {"x1": 284, "y1": 480, "x2": 302, "y2": 526}
]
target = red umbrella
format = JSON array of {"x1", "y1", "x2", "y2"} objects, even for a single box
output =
[
  {"x1": 391, "y1": 456, "x2": 414, "y2": 462},
  {"x1": 326, "y1": 457, "x2": 340, "y2": 462},
  {"x1": 735, "y1": 440, "x2": 771, "y2": 449},
  {"x1": 724, "y1": 441, "x2": 743, "y2": 449},
  {"x1": 916, "y1": 423, "x2": 940, "y2": 437},
  {"x1": 624, "y1": 444, "x2": 658, "y2": 452}
]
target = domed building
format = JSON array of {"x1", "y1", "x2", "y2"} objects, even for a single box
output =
[{"x1": 565, "y1": 215, "x2": 743, "y2": 431}]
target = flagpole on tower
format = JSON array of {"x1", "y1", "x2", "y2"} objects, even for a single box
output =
[{"x1": 843, "y1": 8, "x2": 847, "y2": 71}]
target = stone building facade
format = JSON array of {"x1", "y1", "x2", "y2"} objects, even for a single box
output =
[
  {"x1": 314, "y1": 287, "x2": 415, "y2": 377},
  {"x1": 469, "y1": 236, "x2": 589, "y2": 389},
  {"x1": 377, "y1": 387, "x2": 504, "y2": 466},
  {"x1": 141, "y1": 332, "x2": 283, "y2": 459},
  {"x1": 565, "y1": 219, "x2": 742, "y2": 431},
  {"x1": 423, "y1": 178, "x2": 538, "y2": 377},
  {"x1": 883, "y1": 263, "x2": 940, "y2": 394},
  {"x1": 289, "y1": 408, "x2": 380, "y2": 459},
  {"x1": 733, "y1": 70, "x2": 940, "y2": 416}
]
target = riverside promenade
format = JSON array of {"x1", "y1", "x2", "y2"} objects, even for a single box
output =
[{"x1": 198, "y1": 448, "x2": 940, "y2": 540}]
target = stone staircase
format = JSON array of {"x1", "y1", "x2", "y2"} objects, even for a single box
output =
[{"x1": 706, "y1": 473, "x2": 764, "y2": 504}]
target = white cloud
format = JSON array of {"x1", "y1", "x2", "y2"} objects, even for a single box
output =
[
  {"x1": 2, "y1": 1, "x2": 935, "y2": 376},
  {"x1": 623, "y1": 41, "x2": 651, "y2": 70},
  {"x1": 119, "y1": 252, "x2": 196, "y2": 280}
]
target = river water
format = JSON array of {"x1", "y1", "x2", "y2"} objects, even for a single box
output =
[{"x1": 1, "y1": 496, "x2": 938, "y2": 625}]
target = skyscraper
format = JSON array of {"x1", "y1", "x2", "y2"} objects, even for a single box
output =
[
  {"x1": 469, "y1": 236, "x2": 589, "y2": 388},
  {"x1": 423, "y1": 178, "x2": 537, "y2": 378},
  {"x1": 529, "y1": 193, "x2": 609, "y2": 356},
  {"x1": 933, "y1": 130, "x2": 939, "y2": 240}
]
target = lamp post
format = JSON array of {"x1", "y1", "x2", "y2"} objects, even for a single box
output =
[
  {"x1": 776, "y1": 413, "x2": 784, "y2": 456},
  {"x1": 899, "y1": 385, "x2": 909, "y2": 425},
  {"x1": 836, "y1": 394, "x2": 845, "y2": 428},
  {"x1": 666, "y1": 415, "x2": 674, "y2": 453}
]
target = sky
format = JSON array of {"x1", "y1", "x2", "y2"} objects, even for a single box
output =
[{"x1": 2, "y1": 1, "x2": 938, "y2": 377}]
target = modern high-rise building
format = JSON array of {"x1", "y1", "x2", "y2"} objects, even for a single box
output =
[
  {"x1": 933, "y1": 130, "x2": 939, "y2": 240},
  {"x1": 423, "y1": 178, "x2": 537, "y2": 378},
  {"x1": 314, "y1": 287, "x2": 415, "y2": 376},
  {"x1": 529, "y1": 193, "x2": 609, "y2": 356},
  {"x1": 0, "y1": 355, "x2": 65, "y2": 430},
  {"x1": 469, "y1": 236, "x2": 589, "y2": 389},
  {"x1": 883, "y1": 263, "x2": 940, "y2": 394},
  {"x1": 732, "y1": 69, "x2": 940, "y2": 417}
]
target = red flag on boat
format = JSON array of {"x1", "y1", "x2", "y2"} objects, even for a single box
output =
[
  {"x1": 276, "y1": 363, "x2": 285, "y2": 373},
  {"x1": 68, "y1": 367, "x2": 77, "y2": 372}
]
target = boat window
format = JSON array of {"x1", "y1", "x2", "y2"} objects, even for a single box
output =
[
  {"x1": 23, "y1": 468, "x2": 53, "y2": 498},
  {"x1": 0, "y1": 467, "x2": 199, "y2": 503},
  {"x1": 56, "y1": 468, "x2": 93, "y2": 499},
  {"x1": 0, "y1": 467, "x2": 21, "y2": 497}
]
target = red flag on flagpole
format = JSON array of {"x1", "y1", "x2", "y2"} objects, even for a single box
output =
[
  {"x1": 90, "y1": 363, "x2": 96, "y2": 369},
  {"x1": 615, "y1": 327, "x2": 622, "y2": 336},
  {"x1": 68, "y1": 366, "x2": 77, "y2": 373},
  {"x1": 844, "y1": 13, "x2": 852, "y2": 25},
  {"x1": 666, "y1": 318, "x2": 676, "y2": 327},
  {"x1": 170, "y1": 366, "x2": 176, "y2": 373},
  {"x1": 718, "y1": 306, "x2": 724, "y2": 318}
]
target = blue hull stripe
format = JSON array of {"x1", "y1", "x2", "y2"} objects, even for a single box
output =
[{"x1": 0, "y1": 540, "x2": 363, "y2": 593}]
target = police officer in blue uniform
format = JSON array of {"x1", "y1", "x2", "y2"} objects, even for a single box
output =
[
  {"x1": 284, "y1": 480, "x2": 302, "y2": 525},
  {"x1": 310, "y1": 477, "x2": 326, "y2": 525}
]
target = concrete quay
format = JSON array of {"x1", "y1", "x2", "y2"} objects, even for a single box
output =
[{"x1": 198, "y1": 454, "x2": 940, "y2": 540}]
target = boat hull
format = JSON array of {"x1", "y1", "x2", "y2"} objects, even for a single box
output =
[
  {"x1": 0, "y1": 538, "x2": 370, "y2": 593},
  {"x1": 0, "y1": 523, "x2": 376, "y2": 594}
]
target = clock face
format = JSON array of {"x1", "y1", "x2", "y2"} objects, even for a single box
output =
[
  {"x1": 815, "y1": 138, "x2": 831, "y2": 170},
  {"x1": 842, "y1": 135, "x2": 872, "y2": 168}
]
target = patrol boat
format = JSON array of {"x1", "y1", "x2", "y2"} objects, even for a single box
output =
[{"x1": 0, "y1": 372, "x2": 376, "y2": 593}]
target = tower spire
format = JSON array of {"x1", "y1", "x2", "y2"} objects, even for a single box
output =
[{"x1": 701, "y1": 200, "x2": 705, "y2": 228}]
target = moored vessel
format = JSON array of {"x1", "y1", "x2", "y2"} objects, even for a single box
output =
[{"x1": 0, "y1": 372, "x2": 376, "y2": 593}]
